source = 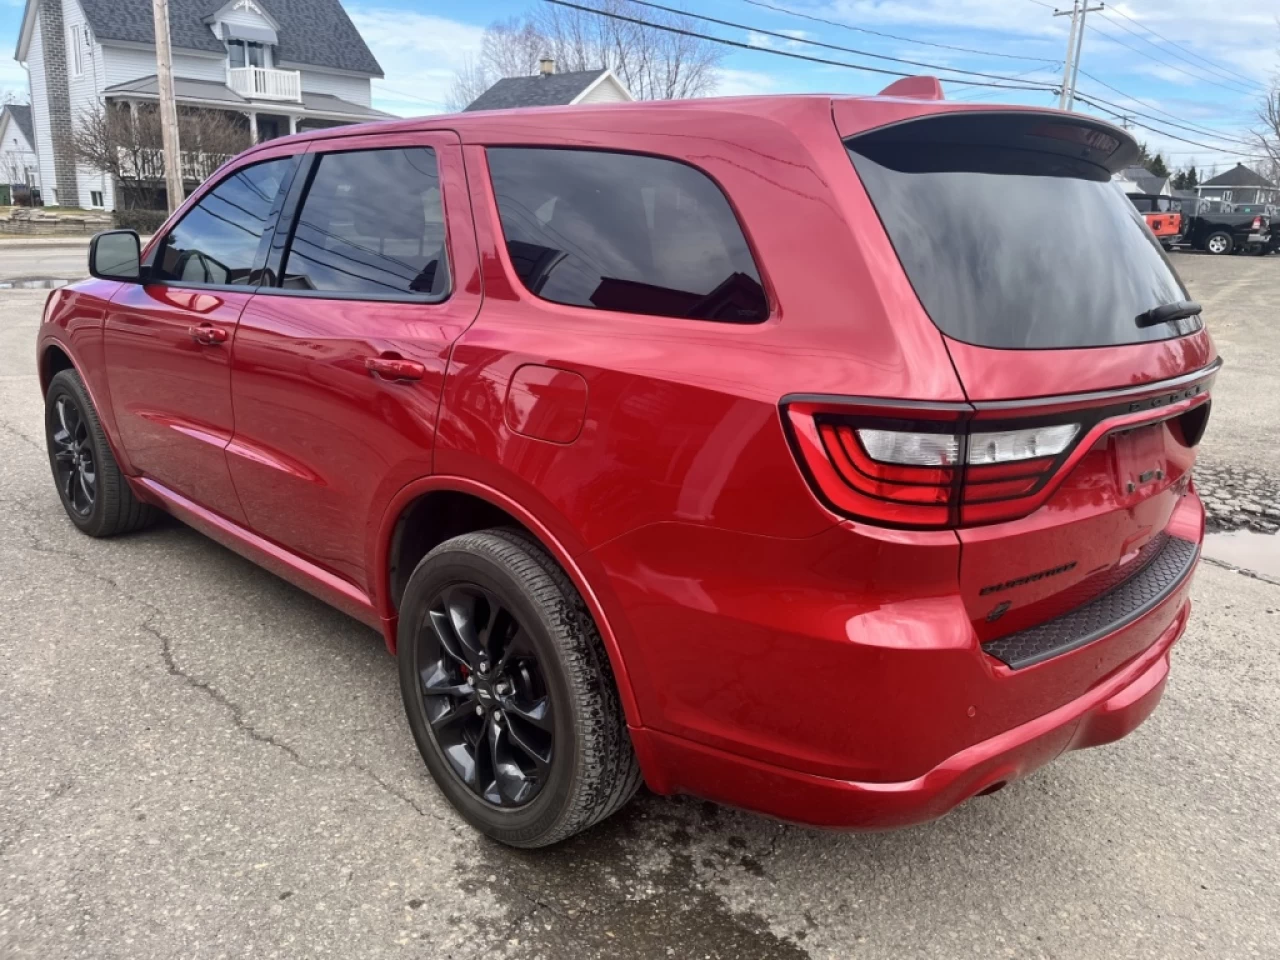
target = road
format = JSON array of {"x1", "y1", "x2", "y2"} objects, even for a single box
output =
[
  {"x1": 2, "y1": 256, "x2": 1278, "y2": 960},
  {"x1": 0, "y1": 239, "x2": 91, "y2": 283}
]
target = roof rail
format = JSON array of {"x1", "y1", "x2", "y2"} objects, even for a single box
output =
[{"x1": 877, "y1": 76, "x2": 945, "y2": 100}]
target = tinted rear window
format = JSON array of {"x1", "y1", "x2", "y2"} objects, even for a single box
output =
[
  {"x1": 487, "y1": 148, "x2": 767, "y2": 323},
  {"x1": 847, "y1": 117, "x2": 1198, "y2": 349}
]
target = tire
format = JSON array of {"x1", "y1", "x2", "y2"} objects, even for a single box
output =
[
  {"x1": 44, "y1": 368, "x2": 156, "y2": 537},
  {"x1": 397, "y1": 528, "x2": 641, "y2": 847},
  {"x1": 1204, "y1": 231, "x2": 1233, "y2": 256}
]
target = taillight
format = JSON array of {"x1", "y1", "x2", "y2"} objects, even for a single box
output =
[
  {"x1": 784, "y1": 402, "x2": 1083, "y2": 529},
  {"x1": 1252, "y1": 216, "x2": 1264, "y2": 231}
]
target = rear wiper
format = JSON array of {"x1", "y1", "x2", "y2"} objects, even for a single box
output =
[{"x1": 1136, "y1": 300, "x2": 1202, "y2": 329}]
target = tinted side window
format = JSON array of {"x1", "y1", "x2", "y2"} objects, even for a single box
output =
[
  {"x1": 154, "y1": 158, "x2": 290, "y2": 285},
  {"x1": 280, "y1": 148, "x2": 449, "y2": 298},
  {"x1": 487, "y1": 148, "x2": 767, "y2": 323}
]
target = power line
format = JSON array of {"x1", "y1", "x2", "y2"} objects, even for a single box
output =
[
  {"x1": 1097, "y1": 8, "x2": 1263, "y2": 94},
  {"x1": 738, "y1": 0, "x2": 1061, "y2": 65},
  {"x1": 1071, "y1": 91, "x2": 1271, "y2": 159},
  {"x1": 542, "y1": 0, "x2": 1064, "y2": 92},
  {"x1": 373, "y1": 83, "x2": 451, "y2": 109},
  {"x1": 544, "y1": 0, "x2": 1271, "y2": 163},
  {"x1": 1074, "y1": 69, "x2": 1258, "y2": 149},
  {"x1": 1085, "y1": 19, "x2": 1262, "y2": 97},
  {"x1": 627, "y1": 0, "x2": 1067, "y2": 86},
  {"x1": 953, "y1": 67, "x2": 1063, "y2": 102}
]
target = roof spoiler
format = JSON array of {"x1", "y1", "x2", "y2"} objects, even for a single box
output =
[{"x1": 877, "y1": 76, "x2": 944, "y2": 100}]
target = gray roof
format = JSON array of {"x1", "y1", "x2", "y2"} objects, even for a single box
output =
[
  {"x1": 103, "y1": 75, "x2": 395, "y2": 118},
  {"x1": 2, "y1": 103, "x2": 34, "y2": 146},
  {"x1": 67, "y1": 0, "x2": 382, "y2": 76},
  {"x1": 1202, "y1": 163, "x2": 1276, "y2": 188},
  {"x1": 1120, "y1": 165, "x2": 1168, "y2": 196},
  {"x1": 464, "y1": 70, "x2": 609, "y2": 112}
]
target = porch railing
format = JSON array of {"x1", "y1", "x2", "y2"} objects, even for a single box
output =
[
  {"x1": 228, "y1": 66, "x2": 302, "y2": 102},
  {"x1": 118, "y1": 148, "x2": 237, "y2": 183}
]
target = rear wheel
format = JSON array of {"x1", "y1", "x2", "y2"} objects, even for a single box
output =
[
  {"x1": 397, "y1": 529, "x2": 641, "y2": 847},
  {"x1": 44, "y1": 369, "x2": 155, "y2": 537},
  {"x1": 1204, "y1": 231, "x2": 1233, "y2": 255}
]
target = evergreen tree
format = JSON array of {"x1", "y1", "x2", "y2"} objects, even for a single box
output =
[{"x1": 1148, "y1": 153, "x2": 1170, "y2": 179}]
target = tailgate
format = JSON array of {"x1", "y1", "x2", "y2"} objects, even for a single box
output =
[{"x1": 843, "y1": 107, "x2": 1217, "y2": 652}]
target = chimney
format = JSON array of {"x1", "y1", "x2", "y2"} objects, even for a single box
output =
[{"x1": 539, "y1": 57, "x2": 555, "y2": 76}]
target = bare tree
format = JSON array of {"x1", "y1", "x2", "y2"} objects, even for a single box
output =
[
  {"x1": 67, "y1": 102, "x2": 251, "y2": 208},
  {"x1": 1252, "y1": 79, "x2": 1280, "y2": 185},
  {"x1": 447, "y1": 56, "x2": 497, "y2": 113},
  {"x1": 449, "y1": 0, "x2": 722, "y2": 109}
]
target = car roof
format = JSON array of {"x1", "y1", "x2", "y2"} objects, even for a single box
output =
[{"x1": 238, "y1": 91, "x2": 1087, "y2": 158}]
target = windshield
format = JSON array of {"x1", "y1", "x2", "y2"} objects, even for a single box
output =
[{"x1": 847, "y1": 130, "x2": 1198, "y2": 350}]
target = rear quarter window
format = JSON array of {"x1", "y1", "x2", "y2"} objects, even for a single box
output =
[{"x1": 486, "y1": 148, "x2": 768, "y2": 323}]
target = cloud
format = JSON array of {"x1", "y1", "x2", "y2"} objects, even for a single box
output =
[
  {"x1": 349, "y1": 6, "x2": 486, "y2": 116},
  {"x1": 711, "y1": 67, "x2": 781, "y2": 97}
]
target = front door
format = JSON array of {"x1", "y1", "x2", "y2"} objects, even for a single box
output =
[
  {"x1": 226, "y1": 131, "x2": 481, "y2": 592},
  {"x1": 103, "y1": 151, "x2": 299, "y2": 523}
]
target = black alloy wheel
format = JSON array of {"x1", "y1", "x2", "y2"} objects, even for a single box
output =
[
  {"x1": 43, "y1": 368, "x2": 155, "y2": 537},
  {"x1": 416, "y1": 583, "x2": 554, "y2": 807},
  {"x1": 48, "y1": 394, "x2": 96, "y2": 517},
  {"x1": 397, "y1": 529, "x2": 641, "y2": 847}
]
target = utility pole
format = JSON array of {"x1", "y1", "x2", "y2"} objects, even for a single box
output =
[
  {"x1": 151, "y1": 0, "x2": 184, "y2": 213},
  {"x1": 1054, "y1": 1, "x2": 1104, "y2": 111}
]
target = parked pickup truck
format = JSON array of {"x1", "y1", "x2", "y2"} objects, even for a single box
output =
[
  {"x1": 1128, "y1": 194, "x2": 1183, "y2": 248},
  {"x1": 1182, "y1": 201, "x2": 1275, "y2": 255}
]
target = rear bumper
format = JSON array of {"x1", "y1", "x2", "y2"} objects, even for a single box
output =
[{"x1": 631, "y1": 594, "x2": 1188, "y2": 830}]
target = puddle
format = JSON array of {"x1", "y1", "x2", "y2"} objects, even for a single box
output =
[
  {"x1": 1203, "y1": 529, "x2": 1280, "y2": 580},
  {"x1": 0, "y1": 277, "x2": 72, "y2": 289}
]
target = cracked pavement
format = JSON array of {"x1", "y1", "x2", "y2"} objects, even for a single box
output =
[{"x1": 2, "y1": 254, "x2": 1279, "y2": 959}]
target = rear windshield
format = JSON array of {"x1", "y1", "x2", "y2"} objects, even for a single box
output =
[{"x1": 847, "y1": 118, "x2": 1198, "y2": 350}]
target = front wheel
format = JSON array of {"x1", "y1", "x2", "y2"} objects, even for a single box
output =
[
  {"x1": 44, "y1": 369, "x2": 156, "y2": 537},
  {"x1": 1204, "y1": 231, "x2": 1233, "y2": 255},
  {"x1": 397, "y1": 529, "x2": 641, "y2": 847}
]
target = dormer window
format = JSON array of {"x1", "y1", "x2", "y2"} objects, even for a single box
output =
[{"x1": 228, "y1": 39, "x2": 268, "y2": 69}]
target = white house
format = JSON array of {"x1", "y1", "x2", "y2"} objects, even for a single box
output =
[
  {"x1": 13, "y1": 0, "x2": 395, "y2": 210},
  {"x1": 0, "y1": 103, "x2": 40, "y2": 195},
  {"x1": 1112, "y1": 165, "x2": 1171, "y2": 197},
  {"x1": 465, "y1": 60, "x2": 633, "y2": 112}
]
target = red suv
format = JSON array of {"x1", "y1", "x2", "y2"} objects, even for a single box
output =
[{"x1": 38, "y1": 93, "x2": 1215, "y2": 847}]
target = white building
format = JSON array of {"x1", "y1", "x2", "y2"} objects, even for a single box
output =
[
  {"x1": 0, "y1": 103, "x2": 40, "y2": 196},
  {"x1": 13, "y1": 0, "x2": 394, "y2": 210}
]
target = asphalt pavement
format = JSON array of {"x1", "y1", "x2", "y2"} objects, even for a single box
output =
[
  {"x1": 0, "y1": 238, "x2": 91, "y2": 283},
  {"x1": 1, "y1": 255, "x2": 1278, "y2": 959}
]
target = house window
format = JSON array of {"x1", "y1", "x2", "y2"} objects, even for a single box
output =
[
  {"x1": 90, "y1": 190, "x2": 104, "y2": 207},
  {"x1": 228, "y1": 40, "x2": 267, "y2": 69},
  {"x1": 69, "y1": 25, "x2": 85, "y2": 77}
]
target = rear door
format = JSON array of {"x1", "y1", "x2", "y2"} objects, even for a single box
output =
[
  {"x1": 225, "y1": 130, "x2": 480, "y2": 593},
  {"x1": 103, "y1": 149, "x2": 299, "y2": 523},
  {"x1": 842, "y1": 109, "x2": 1216, "y2": 647}
]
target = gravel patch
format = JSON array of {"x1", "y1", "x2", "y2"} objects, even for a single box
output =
[{"x1": 1193, "y1": 456, "x2": 1280, "y2": 533}]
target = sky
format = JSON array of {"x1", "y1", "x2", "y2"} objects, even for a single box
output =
[{"x1": 2, "y1": 0, "x2": 1276, "y2": 177}]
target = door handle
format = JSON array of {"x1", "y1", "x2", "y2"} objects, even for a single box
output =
[
  {"x1": 188, "y1": 324, "x2": 228, "y2": 345},
  {"x1": 365, "y1": 356, "x2": 426, "y2": 381}
]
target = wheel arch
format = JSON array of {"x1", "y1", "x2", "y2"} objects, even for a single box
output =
[
  {"x1": 38, "y1": 341, "x2": 76, "y2": 395},
  {"x1": 373, "y1": 476, "x2": 643, "y2": 727},
  {"x1": 38, "y1": 335, "x2": 138, "y2": 479}
]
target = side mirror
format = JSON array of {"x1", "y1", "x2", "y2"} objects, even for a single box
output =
[{"x1": 89, "y1": 229, "x2": 142, "y2": 282}]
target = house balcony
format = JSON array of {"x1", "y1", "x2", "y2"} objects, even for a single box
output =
[{"x1": 228, "y1": 66, "x2": 302, "y2": 102}]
